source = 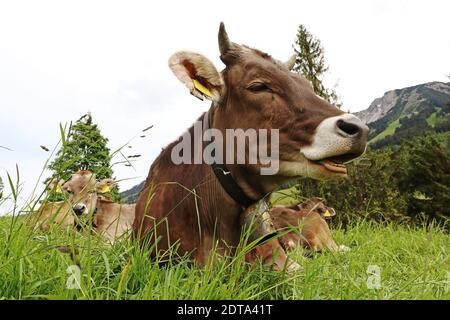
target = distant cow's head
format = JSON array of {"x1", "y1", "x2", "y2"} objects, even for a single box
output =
[
  {"x1": 62, "y1": 171, "x2": 115, "y2": 217},
  {"x1": 62, "y1": 170, "x2": 97, "y2": 199},
  {"x1": 168, "y1": 23, "x2": 368, "y2": 181},
  {"x1": 285, "y1": 197, "x2": 337, "y2": 219}
]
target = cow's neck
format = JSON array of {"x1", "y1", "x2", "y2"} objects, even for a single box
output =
[
  {"x1": 206, "y1": 106, "x2": 282, "y2": 206},
  {"x1": 144, "y1": 108, "x2": 284, "y2": 251},
  {"x1": 203, "y1": 109, "x2": 258, "y2": 208}
]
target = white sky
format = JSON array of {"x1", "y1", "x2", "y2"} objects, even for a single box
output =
[{"x1": 1, "y1": 0, "x2": 449, "y2": 213}]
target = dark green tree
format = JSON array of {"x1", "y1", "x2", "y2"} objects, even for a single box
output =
[
  {"x1": 397, "y1": 135, "x2": 450, "y2": 222},
  {"x1": 47, "y1": 113, "x2": 119, "y2": 200},
  {"x1": 292, "y1": 25, "x2": 340, "y2": 106}
]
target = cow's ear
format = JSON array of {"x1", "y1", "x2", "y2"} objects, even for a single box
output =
[
  {"x1": 168, "y1": 51, "x2": 224, "y2": 102},
  {"x1": 95, "y1": 179, "x2": 116, "y2": 193},
  {"x1": 56, "y1": 179, "x2": 65, "y2": 193},
  {"x1": 323, "y1": 207, "x2": 336, "y2": 218},
  {"x1": 48, "y1": 178, "x2": 64, "y2": 193}
]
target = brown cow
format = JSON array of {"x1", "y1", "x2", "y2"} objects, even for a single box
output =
[
  {"x1": 93, "y1": 198, "x2": 135, "y2": 244},
  {"x1": 30, "y1": 200, "x2": 75, "y2": 231},
  {"x1": 29, "y1": 172, "x2": 100, "y2": 231},
  {"x1": 134, "y1": 23, "x2": 368, "y2": 269},
  {"x1": 62, "y1": 171, "x2": 136, "y2": 244},
  {"x1": 241, "y1": 198, "x2": 344, "y2": 271},
  {"x1": 28, "y1": 178, "x2": 77, "y2": 231},
  {"x1": 270, "y1": 198, "x2": 348, "y2": 252}
]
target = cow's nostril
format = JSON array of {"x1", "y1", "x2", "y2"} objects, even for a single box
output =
[
  {"x1": 336, "y1": 119, "x2": 361, "y2": 137},
  {"x1": 73, "y1": 204, "x2": 86, "y2": 215}
]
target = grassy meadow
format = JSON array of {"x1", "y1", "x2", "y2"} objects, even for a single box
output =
[
  {"x1": 0, "y1": 153, "x2": 448, "y2": 300},
  {"x1": 0, "y1": 209, "x2": 448, "y2": 300}
]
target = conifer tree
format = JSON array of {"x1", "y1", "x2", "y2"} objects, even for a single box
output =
[
  {"x1": 47, "y1": 113, "x2": 119, "y2": 200},
  {"x1": 292, "y1": 25, "x2": 340, "y2": 106},
  {"x1": 399, "y1": 136, "x2": 450, "y2": 221}
]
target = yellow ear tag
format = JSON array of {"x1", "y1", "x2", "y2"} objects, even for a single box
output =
[
  {"x1": 55, "y1": 185, "x2": 63, "y2": 193},
  {"x1": 101, "y1": 185, "x2": 110, "y2": 193},
  {"x1": 192, "y1": 79, "x2": 213, "y2": 98},
  {"x1": 323, "y1": 210, "x2": 332, "y2": 218}
]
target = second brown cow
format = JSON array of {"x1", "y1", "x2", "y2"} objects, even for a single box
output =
[{"x1": 62, "y1": 171, "x2": 136, "y2": 244}]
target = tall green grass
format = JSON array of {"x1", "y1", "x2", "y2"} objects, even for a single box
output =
[{"x1": 0, "y1": 213, "x2": 448, "y2": 300}]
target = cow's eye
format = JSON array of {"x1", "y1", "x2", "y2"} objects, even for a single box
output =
[{"x1": 248, "y1": 82, "x2": 272, "y2": 93}]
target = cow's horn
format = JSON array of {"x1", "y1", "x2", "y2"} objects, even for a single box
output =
[
  {"x1": 218, "y1": 22, "x2": 241, "y2": 64},
  {"x1": 285, "y1": 54, "x2": 296, "y2": 70},
  {"x1": 218, "y1": 22, "x2": 231, "y2": 56}
]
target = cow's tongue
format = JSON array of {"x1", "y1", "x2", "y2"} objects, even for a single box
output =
[{"x1": 318, "y1": 159, "x2": 347, "y2": 173}]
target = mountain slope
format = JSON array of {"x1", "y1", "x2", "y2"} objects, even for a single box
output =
[
  {"x1": 354, "y1": 81, "x2": 450, "y2": 148},
  {"x1": 120, "y1": 180, "x2": 145, "y2": 204},
  {"x1": 355, "y1": 82, "x2": 450, "y2": 124}
]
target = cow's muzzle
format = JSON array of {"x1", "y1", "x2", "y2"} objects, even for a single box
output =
[
  {"x1": 73, "y1": 204, "x2": 87, "y2": 216},
  {"x1": 301, "y1": 114, "x2": 368, "y2": 175}
]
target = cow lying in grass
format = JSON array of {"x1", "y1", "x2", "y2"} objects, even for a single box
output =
[
  {"x1": 30, "y1": 170, "x2": 135, "y2": 244},
  {"x1": 243, "y1": 198, "x2": 348, "y2": 271},
  {"x1": 29, "y1": 178, "x2": 77, "y2": 231},
  {"x1": 30, "y1": 171, "x2": 106, "y2": 232},
  {"x1": 30, "y1": 200, "x2": 76, "y2": 231},
  {"x1": 134, "y1": 22, "x2": 368, "y2": 270},
  {"x1": 270, "y1": 198, "x2": 349, "y2": 252},
  {"x1": 62, "y1": 170, "x2": 136, "y2": 244}
]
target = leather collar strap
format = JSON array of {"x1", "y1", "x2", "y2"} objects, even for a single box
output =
[
  {"x1": 210, "y1": 162, "x2": 256, "y2": 208},
  {"x1": 203, "y1": 110, "x2": 258, "y2": 208}
]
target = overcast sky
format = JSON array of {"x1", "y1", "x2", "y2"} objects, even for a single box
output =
[{"x1": 1, "y1": 0, "x2": 449, "y2": 213}]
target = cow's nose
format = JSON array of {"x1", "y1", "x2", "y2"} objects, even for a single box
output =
[
  {"x1": 335, "y1": 117, "x2": 368, "y2": 139},
  {"x1": 73, "y1": 204, "x2": 86, "y2": 216}
]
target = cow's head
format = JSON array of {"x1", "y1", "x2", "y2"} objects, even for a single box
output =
[
  {"x1": 62, "y1": 171, "x2": 115, "y2": 217},
  {"x1": 62, "y1": 170, "x2": 97, "y2": 200},
  {"x1": 287, "y1": 197, "x2": 336, "y2": 219},
  {"x1": 169, "y1": 23, "x2": 368, "y2": 182}
]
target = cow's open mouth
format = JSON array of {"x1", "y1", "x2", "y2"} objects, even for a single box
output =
[
  {"x1": 315, "y1": 153, "x2": 359, "y2": 174},
  {"x1": 318, "y1": 159, "x2": 347, "y2": 174}
]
